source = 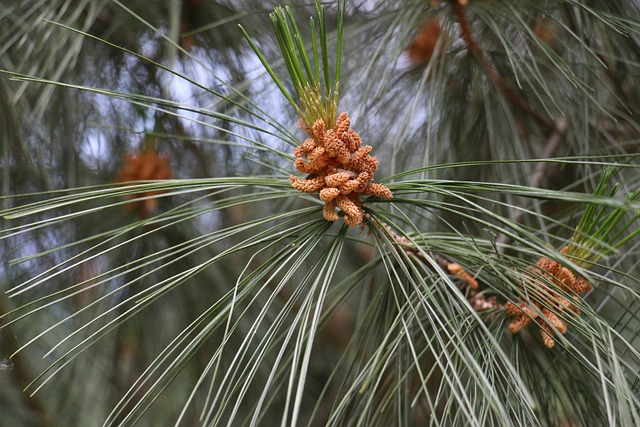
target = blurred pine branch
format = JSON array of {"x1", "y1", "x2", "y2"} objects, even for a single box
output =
[{"x1": 1, "y1": 1, "x2": 640, "y2": 426}]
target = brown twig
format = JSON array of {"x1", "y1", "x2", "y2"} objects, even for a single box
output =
[
  {"x1": 449, "y1": 2, "x2": 570, "y2": 249},
  {"x1": 366, "y1": 215, "x2": 500, "y2": 312},
  {"x1": 495, "y1": 119, "x2": 568, "y2": 249},
  {"x1": 451, "y1": 1, "x2": 557, "y2": 133}
]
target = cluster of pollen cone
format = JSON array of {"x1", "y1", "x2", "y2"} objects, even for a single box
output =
[
  {"x1": 504, "y1": 246, "x2": 592, "y2": 348},
  {"x1": 290, "y1": 112, "x2": 392, "y2": 227}
]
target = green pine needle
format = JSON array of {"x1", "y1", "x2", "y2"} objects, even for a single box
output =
[
  {"x1": 565, "y1": 166, "x2": 640, "y2": 267},
  {"x1": 241, "y1": 0, "x2": 344, "y2": 128}
]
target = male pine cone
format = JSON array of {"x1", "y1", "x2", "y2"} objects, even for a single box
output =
[{"x1": 290, "y1": 112, "x2": 392, "y2": 227}]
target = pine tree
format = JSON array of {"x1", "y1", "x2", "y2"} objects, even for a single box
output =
[{"x1": 1, "y1": 0, "x2": 640, "y2": 425}]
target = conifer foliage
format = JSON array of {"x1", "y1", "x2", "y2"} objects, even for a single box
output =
[{"x1": 1, "y1": 1, "x2": 640, "y2": 426}]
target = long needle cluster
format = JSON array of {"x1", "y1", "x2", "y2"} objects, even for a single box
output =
[
  {"x1": 290, "y1": 112, "x2": 392, "y2": 227},
  {"x1": 504, "y1": 246, "x2": 592, "y2": 348}
]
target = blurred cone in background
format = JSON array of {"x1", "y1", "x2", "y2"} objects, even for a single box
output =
[
  {"x1": 116, "y1": 148, "x2": 172, "y2": 218},
  {"x1": 407, "y1": 18, "x2": 446, "y2": 64}
]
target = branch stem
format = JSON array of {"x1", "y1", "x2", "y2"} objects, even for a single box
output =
[{"x1": 451, "y1": 2, "x2": 557, "y2": 132}]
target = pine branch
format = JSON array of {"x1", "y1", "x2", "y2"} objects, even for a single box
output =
[
  {"x1": 365, "y1": 213, "x2": 503, "y2": 314},
  {"x1": 496, "y1": 120, "x2": 568, "y2": 249},
  {"x1": 451, "y1": 0, "x2": 558, "y2": 133}
]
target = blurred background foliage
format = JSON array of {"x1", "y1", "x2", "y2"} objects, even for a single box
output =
[{"x1": 1, "y1": 0, "x2": 640, "y2": 426}]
